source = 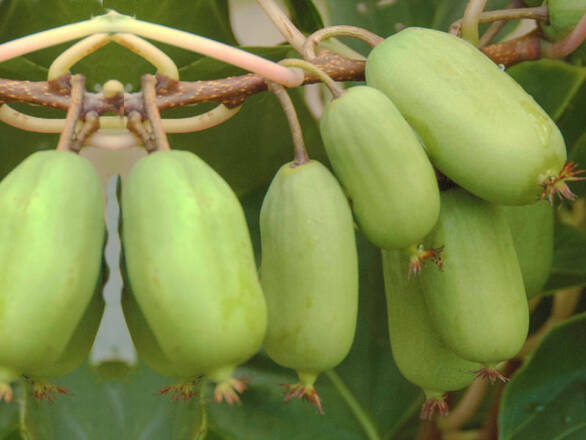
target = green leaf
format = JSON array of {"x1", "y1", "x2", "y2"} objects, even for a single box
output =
[
  {"x1": 498, "y1": 313, "x2": 586, "y2": 440},
  {"x1": 283, "y1": 0, "x2": 324, "y2": 34},
  {"x1": 543, "y1": 224, "x2": 586, "y2": 292},
  {"x1": 507, "y1": 60, "x2": 586, "y2": 122}
]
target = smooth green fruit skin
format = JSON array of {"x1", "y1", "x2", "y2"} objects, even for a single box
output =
[
  {"x1": 542, "y1": 0, "x2": 586, "y2": 40},
  {"x1": 420, "y1": 189, "x2": 529, "y2": 364},
  {"x1": 382, "y1": 249, "x2": 480, "y2": 394},
  {"x1": 0, "y1": 151, "x2": 105, "y2": 381},
  {"x1": 260, "y1": 161, "x2": 358, "y2": 375},
  {"x1": 319, "y1": 86, "x2": 440, "y2": 249},
  {"x1": 121, "y1": 150, "x2": 267, "y2": 378},
  {"x1": 503, "y1": 201, "x2": 554, "y2": 298},
  {"x1": 366, "y1": 27, "x2": 566, "y2": 206}
]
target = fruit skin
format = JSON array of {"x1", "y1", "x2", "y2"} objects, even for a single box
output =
[
  {"x1": 365, "y1": 27, "x2": 567, "y2": 206},
  {"x1": 260, "y1": 161, "x2": 358, "y2": 378},
  {"x1": 381, "y1": 248, "x2": 480, "y2": 410},
  {"x1": 419, "y1": 188, "x2": 529, "y2": 364},
  {"x1": 503, "y1": 201, "x2": 554, "y2": 298},
  {"x1": 0, "y1": 151, "x2": 105, "y2": 388},
  {"x1": 542, "y1": 0, "x2": 586, "y2": 41},
  {"x1": 121, "y1": 150, "x2": 267, "y2": 382},
  {"x1": 319, "y1": 85, "x2": 440, "y2": 249}
]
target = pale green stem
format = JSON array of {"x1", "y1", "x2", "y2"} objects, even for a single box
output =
[
  {"x1": 318, "y1": 38, "x2": 366, "y2": 61},
  {"x1": 461, "y1": 0, "x2": 488, "y2": 46},
  {"x1": 324, "y1": 370, "x2": 381, "y2": 440},
  {"x1": 0, "y1": 11, "x2": 302, "y2": 87},
  {"x1": 48, "y1": 33, "x2": 111, "y2": 80},
  {"x1": 450, "y1": 6, "x2": 549, "y2": 38},
  {"x1": 112, "y1": 33, "x2": 179, "y2": 80},
  {"x1": 122, "y1": 18, "x2": 303, "y2": 87},
  {"x1": 194, "y1": 380, "x2": 208, "y2": 440},
  {"x1": 142, "y1": 74, "x2": 170, "y2": 152},
  {"x1": 18, "y1": 380, "x2": 31, "y2": 440},
  {"x1": 256, "y1": 0, "x2": 306, "y2": 53},
  {"x1": 0, "y1": 104, "x2": 66, "y2": 132},
  {"x1": 266, "y1": 81, "x2": 310, "y2": 165},
  {"x1": 303, "y1": 25, "x2": 383, "y2": 60},
  {"x1": 279, "y1": 58, "x2": 343, "y2": 98},
  {"x1": 161, "y1": 104, "x2": 241, "y2": 133},
  {"x1": 543, "y1": 13, "x2": 586, "y2": 59},
  {"x1": 56, "y1": 74, "x2": 85, "y2": 152}
]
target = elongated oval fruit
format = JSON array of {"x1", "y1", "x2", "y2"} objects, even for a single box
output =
[
  {"x1": 121, "y1": 150, "x2": 267, "y2": 403},
  {"x1": 542, "y1": 0, "x2": 586, "y2": 41},
  {"x1": 503, "y1": 201, "x2": 554, "y2": 298},
  {"x1": 382, "y1": 248, "x2": 480, "y2": 419},
  {"x1": 319, "y1": 85, "x2": 440, "y2": 249},
  {"x1": 366, "y1": 27, "x2": 567, "y2": 205},
  {"x1": 260, "y1": 160, "x2": 358, "y2": 412},
  {"x1": 419, "y1": 188, "x2": 529, "y2": 380},
  {"x1": 0, "y1": 150, "x2": 105, "y2": 402}
]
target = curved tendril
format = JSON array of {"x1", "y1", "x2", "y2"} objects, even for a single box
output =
[
  {"x1": 48, "y1": 33, "x2": 111, "y2": 80},
  {"x1": 303, "y1": 25, "x2": 383, "y2": 61}
]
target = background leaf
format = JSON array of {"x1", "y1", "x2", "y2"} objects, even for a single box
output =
[{"x1": 498, "y1": 313, "x2": 586, "y2": 440}]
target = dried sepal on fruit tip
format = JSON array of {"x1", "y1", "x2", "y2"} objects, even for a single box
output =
[
  {"x1": 419, "y1": 394, "x2": 449, "y2": 421},
  {"x1": 407, "y1": 244, "x2": 445, "y2": 279},
  {"x1": 213, "y1": 377, "x2": 249, "y2": 406},
  {"x1": 540, "y1": 161, "x2": 586, "y2": 204},
  {"x1": 282, "y1": 383, "x2": 324, "y2": 414},
  {"x1": 28, "y1": 379, "x2": 68, "y2": 401},
  {"x1": 0, "y1": 383, "x2": 13, "y2": 403},
  {"x1": 471, "y1": 366, "x2": 509, "y2": 384},
  {"x1": 159, "y1": 379, "x2": 199, "y2": 401}
]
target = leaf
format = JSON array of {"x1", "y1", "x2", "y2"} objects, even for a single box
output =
[
  {"x1": 283, "y1": 0, "x2": 324, "y2": 34},
  {"x1": 543, "y1": 224, "x2": 586, "y2": 292},
  {"x1": 498, "y1": 313, "x2": 586, "y2": 440},
  {"x1": 507, "y1": 60, "x2": 586, "y2": 122}
]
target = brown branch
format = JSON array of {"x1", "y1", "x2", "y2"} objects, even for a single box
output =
[
  {"x1": 0, "y1": 37, "x2": 546, "y2": 119},
  {"x1": 480, "y1": 31, "x2": 542, "y2": 67}
]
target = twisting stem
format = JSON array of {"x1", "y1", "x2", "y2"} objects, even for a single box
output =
[
  {"x1": 111, "y1": 33, "x2": 179, "y2": 80},
  {"x1": 438, "y1": 378, "x2": 488, "y2": 432},
  {"x1": 279, "y1": 58, "x2": 344, "y2": 98},
  {"x1": 0, "y1": 11, "x2": 303, "y2": 87},
  {"x1": 542, "y1": 13, "x2": 586, "y2": 59},
  {"x1": 303, "y1": 25, "x2": 384, "y2": 60},
  {"x1": 123, "y1": 18, "x2": 304, "y2": 87},
  {"x1": 516, "y1": 286, "x2": 582, "y2": 360},
  {"x1": 461, "y1": 0, "x2": 488, "y2": 46},
  {"x1": 194, "y1": 380, "x2": 208, "y2": 440},
  {"x1": 0, "y1": 104, "x2": 66, "y2": 132},
  {"x1": 48, "y1": 33, "x2": 111, "y2": 80},
  {"x1": 266, "y1": 81, "x2": 309, "y2": 166},
  {"x1": 256, "y1": 0, "x2": 306, "y2": 54},
  {"x1": 450, "y1": 6, "x2": 549, "y2": 37},
  {"x1": 71, "y1": 111, "x2": 100, "y2": 151},
  {"x1": 161, "y1": 104, "x2": 241, "y2": 133},
  {"x1": 479, "y1": 0, "x2": 523, "y2": 47},
  {"x1": 56, "y1": 74, "x2": 85, "y2": 152},
  {"x1": 142, "y1": 75, "x2": 170, "y2": 152},
  {"x1": 324, "y1": 370, "x2": 380, "y2": 440}
]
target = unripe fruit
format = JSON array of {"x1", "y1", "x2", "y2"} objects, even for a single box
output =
[
  {"x1": 382, "y1": 248, "x2": 480, "y2": 419},
  {"x1": 419, "y1": 188, "x2": 529, "y2": 379},
  {"x1": 366, "y1": 27, "x2": 567, "y2": 205},
  {"x1": 121, "y1": 150, "x2": 267, "y2": 403},
  {"x1": 542, "y1": 0, "x2": 586, "y2": 41},
  {"x1": 260, "y1": 161, "x2": 358, "y2": 412},
  {"x1": 319, "y1": 85, "x2": 440, "y2": 249},
  {"x1": 0, "y1": 150, "x2": 105, "y2": 401},
  {"x1": 503, "y1": 201, "x2": 554, "y2": 298}
]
